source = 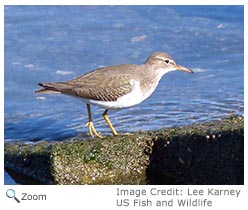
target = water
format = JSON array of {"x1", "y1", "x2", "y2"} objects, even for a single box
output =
[{"x1": 4, "y1": 6, "x2": 244, "y2": 183}]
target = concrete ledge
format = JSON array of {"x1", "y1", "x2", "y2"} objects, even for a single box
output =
[{"x1": 5, "y1": 116, "x2": 244, "y2": 185}]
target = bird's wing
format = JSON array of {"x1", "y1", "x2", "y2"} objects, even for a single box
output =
[{"x1": 67, "y1": 64, "x2": 137, "y2": 101}]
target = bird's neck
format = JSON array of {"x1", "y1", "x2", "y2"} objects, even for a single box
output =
[{"x1": 138, "y1": 65, "x2": 167, "y2": 97}]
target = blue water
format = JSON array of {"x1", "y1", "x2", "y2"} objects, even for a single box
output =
[{"x1": 4, "y1": 6, "x2": 244, "y2": 183}]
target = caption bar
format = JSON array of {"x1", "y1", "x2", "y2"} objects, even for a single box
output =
[{"x1": 116, "y1": 187, "x2": 241, "y2": 208}]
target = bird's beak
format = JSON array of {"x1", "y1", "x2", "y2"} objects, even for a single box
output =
[{"x1": 176, "y1": 64, "x2": 193, "y2": 74}]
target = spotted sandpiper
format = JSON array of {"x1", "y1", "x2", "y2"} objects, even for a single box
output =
[{"x1": 35, "y1": 52, "x2": 193, "y2": 138}]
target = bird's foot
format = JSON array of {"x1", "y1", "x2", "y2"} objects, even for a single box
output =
[{"x1": 85, "y1": 121, "x2": 103, "y2": 138}]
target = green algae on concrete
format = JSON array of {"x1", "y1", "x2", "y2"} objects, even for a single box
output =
[
  {"x1": 50, "y1": 135, "x2": 151, "y2": 184},
  {"x1": 4, "y1": 116, "x2": 244, "y2": 184},
  {"x1": 4, "y1": 141, "x2": 54, "y2": 184},
  {"x1": 5, "y1": 134, "x2": 151, "y2": 184}
]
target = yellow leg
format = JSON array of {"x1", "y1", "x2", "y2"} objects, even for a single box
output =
[
  {"x1": 103, "y1": 110, "x2": 118, "y2": 136},
  {"x1": 86, "y1": 104, "x2": 103, "y2": 138}
]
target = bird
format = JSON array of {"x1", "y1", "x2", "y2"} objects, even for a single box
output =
[{"x1": 35, "y1": 52, "x2": 193, "y2": 138}]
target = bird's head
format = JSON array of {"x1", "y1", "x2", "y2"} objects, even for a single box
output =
[{"x1": 145, "y1": 52, "x2": 193, "y2": 74}]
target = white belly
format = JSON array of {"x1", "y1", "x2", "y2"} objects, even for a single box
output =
[{"x1": 80, "y1": 79, "x2": 156, "y2": 110}]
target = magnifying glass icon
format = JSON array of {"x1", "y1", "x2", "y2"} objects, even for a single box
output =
[{"x1": 6, "y1": 189, "x2": 20, "y2": 203}]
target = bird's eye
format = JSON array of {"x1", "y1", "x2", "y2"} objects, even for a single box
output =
[{"x1": 165, "y1": 59, "x2": 170, "y2": 64}]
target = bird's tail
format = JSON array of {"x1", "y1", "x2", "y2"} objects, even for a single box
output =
[{"x1": 35, "y1": 82, "x2": 74, "y2": 95}]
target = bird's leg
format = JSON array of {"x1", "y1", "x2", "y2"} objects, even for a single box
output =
[
  {"x1": 85, "y1": 104, "x2": 103, "y2": 138},
  {"x1": 103, "y1": 110, "x2": 118, "y2": 136}
]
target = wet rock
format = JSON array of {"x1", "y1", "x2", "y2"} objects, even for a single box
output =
[
  {"x1": 147, "y1": 116, "x2": 244, "y2": 184},
  {"x1": 4, "y1": 116, "x2": 244, "y2": 185}
]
